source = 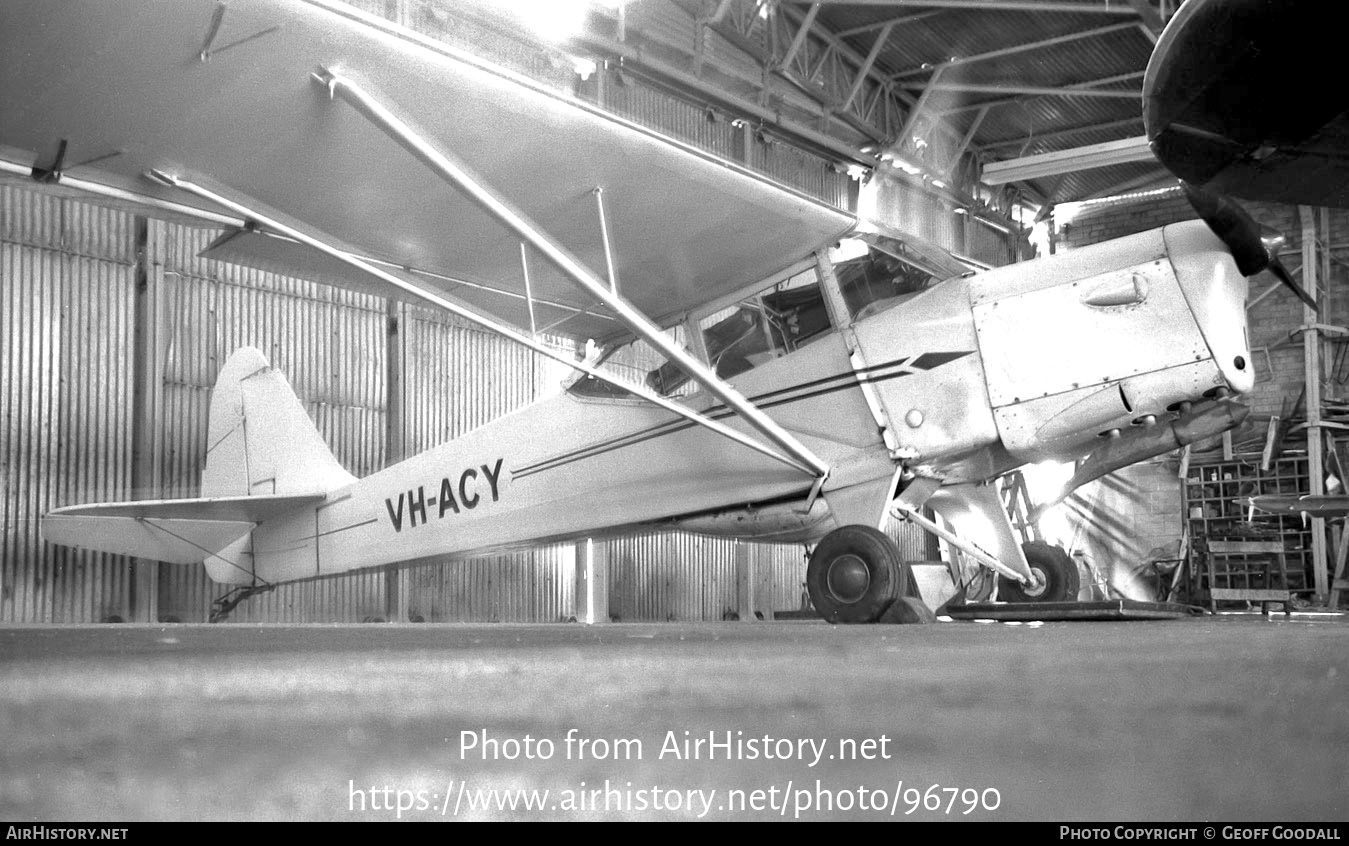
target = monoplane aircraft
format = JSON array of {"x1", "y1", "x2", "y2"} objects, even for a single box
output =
[{"x1": 4, "y1": 0, "x2": 1306, "y2": 622}]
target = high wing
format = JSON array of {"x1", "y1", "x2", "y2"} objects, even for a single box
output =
[
  {"x1": 0, "y1": 0, "x2": 856, "y2": 344},
  {"x1": 1144, "y1": 0, "x2": 1349, "y2": 207}
]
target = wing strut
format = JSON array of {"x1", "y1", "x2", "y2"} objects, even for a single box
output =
[
  {"x1": 311, "y1": 69, "x2": 830, "y2": 480},
  {"x1": 143, "y1": 170, "x2": 819, "y2": 477}
]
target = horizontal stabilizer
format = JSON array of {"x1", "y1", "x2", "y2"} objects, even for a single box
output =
[
  {"x1": 42, "y1": 494, "x2": 322, "y2": 564},
  {"x1": 47, "y1": 493, "x2": 323, "y2": 522},
  {"x1": 42, "y1": 516, "x2": 256, "y2": 565}
]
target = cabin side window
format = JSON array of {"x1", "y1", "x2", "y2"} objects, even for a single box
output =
[
  {"x1": 829, "y1": 236, "x2": 949, "y2": 322},
  {"x1": 645, "y1": 266, "x2": 829, "y2": 395},
  {"x1": 568, "y1": 235, "x2": 963, "y2": 401},
  {"x1": 567, "y1": 327, "x2": 695, "y2": 400}
]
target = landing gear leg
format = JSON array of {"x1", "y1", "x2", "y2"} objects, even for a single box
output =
[{"x1": 806, "y1": 525, "x2": 913, "y2": 623}]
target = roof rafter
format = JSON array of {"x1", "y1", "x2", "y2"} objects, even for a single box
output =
[
  {"x1": 833, "y1": 9, "x2": 947, "y2": 38},
  {"x1": 901, "y1": 82, "x2": 1140, "y2": 99},
  {"x1": 889, "y1": 20, "x2": 1140, "y2": 80},
  {"x1": 932, "y1": 70, "x2": 1145, "y2": 115},
  {"x1": 980, "y1": 116, "x2": 1145, "y2": 151},
  {"x1": 793, "y1": 0, "x2": 1143, "y2": 13}
]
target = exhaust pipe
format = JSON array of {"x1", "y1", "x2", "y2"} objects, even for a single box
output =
[{"x1": 1031, "y1": 399, "x2": 1249, "y2": 520}]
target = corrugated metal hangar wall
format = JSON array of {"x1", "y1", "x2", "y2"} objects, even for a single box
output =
[
  {"x1": 0, "y1": 0, "x2": 1022, "y2": 624},
  {"x1": 0, "y1": 181, "x2": 827, "y2": 624}
]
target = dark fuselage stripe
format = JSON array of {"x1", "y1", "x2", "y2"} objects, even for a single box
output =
[
  {"x1": 296, "y1": 518, "x2": 379, "y2": 541},
  {"x1": 512, "y1": 352, "x2": 972, "y2": 479}
]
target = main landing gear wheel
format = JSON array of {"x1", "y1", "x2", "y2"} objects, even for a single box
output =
[
  {"x1": 998, "y1": 540, "x2": 1080, "y2": 603},
  {"x1": 807, "y1": 525, "x2": 910, "y2": 624}
]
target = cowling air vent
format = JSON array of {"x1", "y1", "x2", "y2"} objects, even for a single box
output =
[{"x1": 1082, "y1": 272, "x2": 1149, "y2": 308}]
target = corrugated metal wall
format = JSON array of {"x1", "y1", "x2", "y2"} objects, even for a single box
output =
[
  {"x1": 604, "y1": 77, "x2": 743, "y2": 163},
  {"x1": 401, "y1": 544, "x2": 575, "y2": 623},
  {"x1": 1, "y1": 185, "x2": 137, "y2": 622},
  {"x1": 867, "y1": 177, "x2": 961, "y2": 253}
]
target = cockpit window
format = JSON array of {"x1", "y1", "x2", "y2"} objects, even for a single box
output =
[
  {"x1": 646, "y1": 267, "x2": 829, "y2": 396},
  {"x1": 830, "y1": 236, "x2": 950, "y2": 322},
  {"x1": 568, "y1": 233, "x2": 964, "y2": 401}
]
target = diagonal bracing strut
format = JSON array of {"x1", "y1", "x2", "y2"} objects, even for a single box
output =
[
  {"x1": 145, "y1": 170, "x2": 819, "y2": 477},
  {"x1": 311, "y1": 68, "x2": 830, "y2": 480}
]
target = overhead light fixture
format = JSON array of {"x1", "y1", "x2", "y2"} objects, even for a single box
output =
[
  {"x1": 484, "y1": 0, "x2": 627, "y2": 41},
  {"x1": 485, "y1": 0, "x2": 587, "y2": 40},
  {"x1": 571, "y1": 56, "x2": 597, "y2": 80}
]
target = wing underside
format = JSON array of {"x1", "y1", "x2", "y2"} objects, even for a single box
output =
[
  {"x1": 1144, "y1": 0, "x2": 1349, "y2": 207},
  {"x1": 0, "y1": 0, "x2": 857, "y2": 342}
]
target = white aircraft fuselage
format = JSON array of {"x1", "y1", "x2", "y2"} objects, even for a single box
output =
[{"x1": 164, "y1": 218, "x2": 1250, "y2": 586}]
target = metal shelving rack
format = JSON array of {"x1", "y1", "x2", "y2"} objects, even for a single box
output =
[{"x1": 1182, "y1": 455, "x2": 1314, "y2": 601}]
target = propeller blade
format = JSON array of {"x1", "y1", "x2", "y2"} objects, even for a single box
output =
[
  {"x1": 1269, "y1": 256, "x2": 1318, "y2": 310},
  {"x1": 1181, "y1": 181, "x2": 1318, "y2": 309}
]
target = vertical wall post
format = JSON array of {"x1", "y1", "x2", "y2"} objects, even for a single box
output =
[
  {"x1": 735, "y1": 540, "x2": 754, "y2": 621},
  {"x1": 384, "y1": 298, "x2": 407, "y2": 620},
  {"x1": 1300, "y1": 206, "x2": 1329, "y2": 601},
  {"x1": 386, "y1": 299, "x2": 405, "y2": 467},
  {"x1": 130, "y1": 215, "x2": 160, "y2": 623},
  {"x1": 575, "y1": 538, "x2": 610, "y2": 623}
]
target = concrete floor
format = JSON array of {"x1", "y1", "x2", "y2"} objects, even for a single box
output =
[{"x1": 1, "y1": 615, "x2": 1346, "y2": 821}]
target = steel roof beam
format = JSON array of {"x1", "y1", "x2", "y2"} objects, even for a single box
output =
[
  {"x1": 945, "y1": 105, "x2": 989, "y2": 178},
  {"x1": 778, "y1": 2, "x2": 820, "y2": 73},
  {"x1": 980, "y1": 116, "x2": 1144, "y2": 151},
  {"x1": 889, "y1": 21, "x2": 1140, "y2": 80},
  {"x1": 931, "y1": 70, "x2": 1145, "y2": 115},
  {"x1": 833, "y1": 9, "x2": 947, "y2": 38},
  {"x1": 890, "y1": 65, "x2": 946, "y2": 156},
  {"x1": 802, "y1": 0, "x2": 1141, "y2": 12},
  {"x1": 840, "y1": 22, "x2": 895, "y2": 112},
  {"x1": 902, "y1": 82, "x2": 1140, "y2": 99}
]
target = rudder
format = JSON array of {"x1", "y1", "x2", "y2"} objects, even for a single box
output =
[
  {"x1": 201, "y1": 347, "x2": 355, "y2": 582},
  {"x1": 203, "y1": 347, "x2": 356, "y2": 498}
]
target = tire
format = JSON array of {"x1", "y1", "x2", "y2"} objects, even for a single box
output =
[
  {"x1": 999, "y1": 541, "x2": 1080, "y2": 603},
  {"x1": 807, "y1": 525, "x2": 909, "y2": 624}
]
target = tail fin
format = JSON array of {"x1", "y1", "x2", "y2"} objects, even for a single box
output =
[
  {"x1": 203, "y1": 347, "x2": 356, "y2": 499},
  {"x1": 43, "y1": 348, "x2": 354, "y2": 585},
  {"x1": 197, "y1": 347, "x2": 355, "y2": 583}
]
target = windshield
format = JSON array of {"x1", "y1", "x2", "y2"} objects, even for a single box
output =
[{"x1": 830, "y1": 234, "x2": 956, "y2": 322}]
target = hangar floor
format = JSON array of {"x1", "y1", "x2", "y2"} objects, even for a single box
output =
[{"x1": 1, "y1": 615, "x2": 1346, "y2": 821}]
